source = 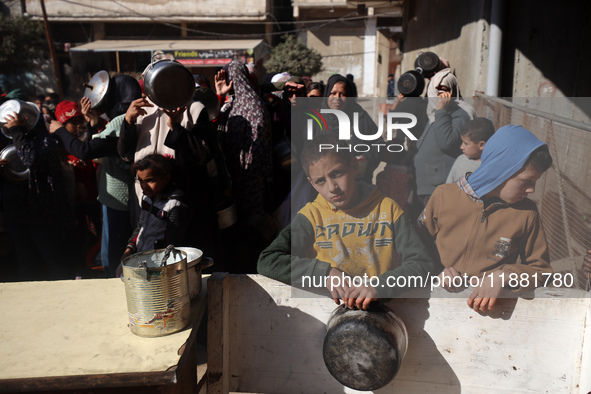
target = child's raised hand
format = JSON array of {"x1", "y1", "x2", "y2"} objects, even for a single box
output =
[{"x1": 467, "y1": 270, "x2": 505, "y2": 312}]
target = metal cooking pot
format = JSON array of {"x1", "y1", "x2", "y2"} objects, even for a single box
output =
[
  {"x1": 0, "y1": 145, "x2": 29, "y2": 182},
  {"x1": 414, "y1": 51, "x2": 440, "y2": 76},
  {"x1": 216, "y1": 198, "x2": 237, "y2": 230},
  {"x1": 143, "y1": 54, "x2": 195, "y2": 110},
  {"x1": 121, "y1": 245, "x2": 191, "y2": 337},
  {"x1": 83, "y1": 70, "x2": 110, "y2": 109},
  {"x1": 397, "y1": 70, "x2": 426, "y2": 97},
  {"x1": 0, "y1": 99, "x2": 40, "y2": 139},
  {"x1": 323, "y1": 304, "x2": 408, "y2": 391},
  {"x1": 174, "y1": 247, "x2": 214, "y2": 299}
]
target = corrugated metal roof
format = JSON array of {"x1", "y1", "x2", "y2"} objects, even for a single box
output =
[{"x1": 71, "y1": 39, "x2": 264, "y2": 52}]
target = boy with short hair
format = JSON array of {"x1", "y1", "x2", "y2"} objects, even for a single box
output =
[
  {"x1": 257, "y1": 133, "x2": 434, "y2": 310},
  {"x1": 419, "y1": 125, "x2": 554, "y2": 312},
  {"x1": 445, "y1": 117, "x2": 495, "y2": 183}
]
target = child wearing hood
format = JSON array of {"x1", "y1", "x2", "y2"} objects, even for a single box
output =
[
  {"x1": 419, "y1": 125, "x2": 554, "y2": 312},
  {"x1": 258, "y1": 133, "x2": 435, "y2": 310}
]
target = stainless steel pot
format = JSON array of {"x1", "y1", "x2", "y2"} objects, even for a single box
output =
[
  {"x1": 174, "y1": 247, "x2": 214, "y2": 299},
  {"x1": 323, "y1": 304, "x2": 408, "y2": 391},
  {"x1": 83, "y1": 70, "x2": 110, "y2": 109},
  {"x1": 216, "y1": 198, "x2": 237, "y2": 230},
  {"x1": 0, "y1": 99, "x2": 40, "y2": 139},
  {"x1": 143, "y1": 54, "x2": 195, "y2": 110},
  {"x1": 0, "y1": 145, "x2": 29, "y2": 182}
]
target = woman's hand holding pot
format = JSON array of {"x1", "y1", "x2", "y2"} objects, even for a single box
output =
[
  {"x1": 436, "y1": 91, "x2": 451, "y2": 110},
  {"x1": 80, "y1": 96, "x2": 99, "y2": 127},
  {"x1": 163, "y1": 106, "x2": 187, "y2": 130},
  {"x1": 125, "y1": 98, "x2": 154, "y2": 124},
  {"x1": 4, "y1": 111, "x2": 26, "y2": 129}
]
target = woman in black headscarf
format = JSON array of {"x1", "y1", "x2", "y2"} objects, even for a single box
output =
[
  {"x1": 314, "y1": 74, "x2": 382, "y2": 184},
  {"x1": 3, "y1": 103, "x2": 75, "y2": 280}
]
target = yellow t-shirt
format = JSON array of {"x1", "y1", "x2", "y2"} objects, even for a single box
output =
[{"x1": 298, "y1": 184, "x2": 404, "y2": 277}]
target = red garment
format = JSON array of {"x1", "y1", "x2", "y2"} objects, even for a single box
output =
[
  {"x1": 68, "y1": 155, "x2": 98, "y2": 203},
  {"x1": 376, "y1": 165, "x2": 412, "y2": 212}
]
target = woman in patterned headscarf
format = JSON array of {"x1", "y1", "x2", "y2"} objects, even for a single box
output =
[{"x1": 215, "y1": 60, "x2": 272, "y2": 220}]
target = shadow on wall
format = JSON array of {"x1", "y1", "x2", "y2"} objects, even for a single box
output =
[
  {"x1": 402, "y1": 0, "x2": 591, "y2": 115},
  {"x1": 222, "y1": 275, "x2": 462, "y2": 393},
  {"x1": 377, "y1": 296, "x2": 462, "y2": 394}
]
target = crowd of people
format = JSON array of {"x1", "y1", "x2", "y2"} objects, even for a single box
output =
[{"x1": 0, "y1": 56, "x2": 588, "y2": 304}]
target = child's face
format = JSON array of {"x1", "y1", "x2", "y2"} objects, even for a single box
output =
[
  {"x1": 64, "y1": 116, "x2": 87, "y2": 137},
  {"x1": 460, "y1": 135, "x2": 485, "y2": 160},
  {"x1": 136, "y1": 168, "x2": 171, "y2": 198},
  {"x1": 488, "y1": 165, "x2": 544, "y2": 204},
  {"x1": 307, "y1": 152, "x2": 359, "y2": 210}
]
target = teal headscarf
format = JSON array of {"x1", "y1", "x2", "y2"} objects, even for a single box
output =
[{"x1": 468, "y1": 125, "x2": 546, "y2": 198}]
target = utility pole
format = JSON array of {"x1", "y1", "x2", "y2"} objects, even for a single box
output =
[{"x1": 39, "y1": 0, "x2": 64, "y2": 99}]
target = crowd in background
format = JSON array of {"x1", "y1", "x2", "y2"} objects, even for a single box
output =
[{"x1": 2, "y1": 56, "x2": 586, "y2": 283}]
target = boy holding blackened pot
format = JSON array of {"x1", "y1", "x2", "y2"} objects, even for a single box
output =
[
  {"x1": 258, "y1": 133, "x2": 434, "y2": 310},
  {"x1": 419, "y1": 125, "x2": 554, "y2": 312}
]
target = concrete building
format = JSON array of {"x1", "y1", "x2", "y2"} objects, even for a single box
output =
[
  {"x1": 11, "y1": 0, "x2": 404, "y2": 98},
  {"x1": 19, "y1": 0, "x2": 287, "y2": 97},
  {"x1": 399, "y1": 0, "x2": 591, "y2": 119},
  {"x1": 293, "y1": 0, "x2": 403, "y2": 97}
]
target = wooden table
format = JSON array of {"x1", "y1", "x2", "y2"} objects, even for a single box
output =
[
  {"x1": 0, "y1": 278, "x2": 207, "y2": 393},
  {"x1": 207, "y1": 274, "x2": 591, "y2": 394}
]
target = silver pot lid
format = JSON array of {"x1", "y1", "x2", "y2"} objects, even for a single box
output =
[
  {"x1": 83, "y1": 70, "x2": 110, "y2": 109},
  {"x1": 0, "y1": 99, "x2": 40, "y2": 139},
  {"x1": 0, "y1": 144, "x2": 29, "y2": 182}
]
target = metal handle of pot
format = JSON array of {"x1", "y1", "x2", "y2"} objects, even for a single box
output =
[
  {"x1": 195, "y1": 256, "x2": 214, "y2": 271},
  {"x1": 150, "y1": 52, "x2": 175, "y2": 67},
  {"x1": 160, "y1": 244, "x2": 176, "y2": 267}
]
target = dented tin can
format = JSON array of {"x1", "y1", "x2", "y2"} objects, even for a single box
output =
[{"x1": 121, "y1": 246, "x2": 191, "y2": 337}]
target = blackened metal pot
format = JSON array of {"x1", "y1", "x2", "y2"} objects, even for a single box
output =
[
  {"x1": 323, "y1": 303, "x2": 408, "y2": 391},
  {"x1": 398, "y1": 70, "x2": 426, "y2": 97}
]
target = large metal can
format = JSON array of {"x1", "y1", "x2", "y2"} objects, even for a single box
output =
[{"x1": 121, "y1": 246, "x2": 190, "y2": 337}]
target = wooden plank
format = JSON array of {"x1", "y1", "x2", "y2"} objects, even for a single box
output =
[
  {"x1": 581, "y1": 305, "x2": 591, "y2": 394},
  {"x1": 207, "y1": 272, "x2": 230, "y2": 394},
  {"x1": 217, "y1": 275, "x2": 590, "y2": 394},
  {"x1": 0, "y1": 278, "x2": 207, "y2": 392}
]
